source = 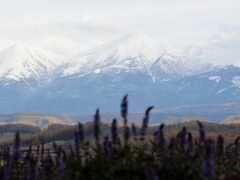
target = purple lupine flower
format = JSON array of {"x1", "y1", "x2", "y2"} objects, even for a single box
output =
[
  {"x1": 13, "y1": 131, "x2": 20, "y2": 161},
  {"x1": 117, "y1": 137, "x2": 122, "y2": 148},
  {"x1": 53, "y1": 142, "x2": 58, "y2": 155},
  {"x1": 234, "y1": 136, "x2": 240, "y2": 145},
  {"x1": 58, "y1": 158, "x2": 65, "y2": 172},
  {"x1": 74, "y1": 131, "x2": 80, "y2": 155},
  {"x1": 216, "y1": 135, "x2": 224, "y2": 157},
  {"x1": 177, "y1": 127, "x2": 187, "y2": 149},
  {"x1": 197, "y1": 121, "x2": 205, "y2": 143},
  {"x1": 145, "y1": 155, "x2": 158, "y2": 180},
  {"x1": 140, "y1": 106, "x2": 154, "y2": 139},
  {"x1": 131, "y1": 123, "x2": 138, "y2": 141},
  {"x1": 158, "y1": 124, "x2": 165, "y2": 147},
  {"x1": 209, "y1": 158, "x2": 215, "y2": 177},
  {"x1": 203, "y1": 139, "x2": 215, "y2": 177},
  {"x1": 69, "y1": 145, "x2": 75, "y2": 157},
  {"x1": 78, "y1": 123, "x2": 84, "y2": 145},
  {"x1": 26, "y1": 144, "x2": 32, "y2": 161},
  {"x1": 154, "y1": 124, "x2": 165, "y2": 149},
  {"x1": 168, "y1": 137, "x2": 176, "y2": 164},
  {"x1": 3, "y1": 148, "x2": 8, "y2": 163},
  {"x1": 111, "y1": 118, "x2": 118, "y2": 144},
  {"x1": 107, "y1": 141, "x2": 113, "y2": 159},
  {"x1": 55, "y1": 146, "x2": 65, "y2": 173},
  {"x1": 36, "y1": 145, "x2": 40, "y2": 162},
  {"x1": 103, "y1": 135, "x2": 109, "y2": 156},
  {"x1": 131, "y1": 123, "x2": 137, "y2": 136},
  {"x1": 121, "y1": 95, "x2": 130, "y2": 146},
  {"x1": 94, "y1": 109, "x2": 100, "y2": 143},
  {"x1": 44, "y1": 149, "x2": 54, "y2": 177},
  {"x1": 41, "y1": 142, "x2": 45, "y2": 160},
  {"x1": 62, "y1": 148, "x2": 67, "y2": 161},
  {"x1": 187, "y1": 132, "x2": 193, "y2": 150},
  {"x1": 121, "y1": 94, "x2": 128, "y2": 122},
  {"x1": 201, "y1": 160, "x2": 207, "y2": 177},
  {"x1": 124, "y1": 126, "x2": 130, "y2": 144},
  {"x1": 6, "y1": 147, "x2": 10, "y2": 165}
]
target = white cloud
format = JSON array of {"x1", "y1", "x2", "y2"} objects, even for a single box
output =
[
  {"x1": 0, "y1": 0, "x2": 240, "y2": 66},
  {"x1": 38, "y1": 36, "x2": 103, "y2": 57},
  {"x1": 183, "y1": 26, "x2": 240, "y2": 66},
  {"x1": 0, "y1": 39, "x2": 19, "y2": 52}
]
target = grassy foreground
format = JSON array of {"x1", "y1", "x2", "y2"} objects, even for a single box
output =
[{"x1": 0, "y1": 96, "x2": 240, "y2": 179}]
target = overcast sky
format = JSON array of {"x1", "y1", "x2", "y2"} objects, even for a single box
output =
[{"x1": 0, "y1": 0, "x2": 240, "y2": 65}]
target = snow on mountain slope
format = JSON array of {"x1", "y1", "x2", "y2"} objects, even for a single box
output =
[
  {"x1": 1, "y1": 33, "x2": 240, "y2": 116},
  {"x1": 64, "y1": 33, "x2": 166, "y2": 75},
  {"x1": 0, "y1": 44, "x2": 63, "y2": 81},
  {"x1": 63, "y1": 33, "x2": 209, "y2": 80},
  {"x1": 150, "y1": 52, "x2": 209, "y2": 81}
]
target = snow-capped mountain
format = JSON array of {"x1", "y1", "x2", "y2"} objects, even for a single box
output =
[
  {"x1": 0, "y1": 33, "x2": 240, "y2": 121},
  {"x1": 64, "y1": 33, "x2": 165, "y2": 75},
  {"x1": 0, "y1": 44, "x2": 62, "y2": 82},
  {"x1": 63, "y1": 33, "x2": 207, "y2": 80}
]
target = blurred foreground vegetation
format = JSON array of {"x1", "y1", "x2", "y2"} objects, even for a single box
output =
[{"x1": 0, "y1": 96, "x2": 240, "y2": 179}]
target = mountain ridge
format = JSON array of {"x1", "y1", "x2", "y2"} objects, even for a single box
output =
[{"x1": 0, "y1": 33, "x2": 239, "y2": 119}]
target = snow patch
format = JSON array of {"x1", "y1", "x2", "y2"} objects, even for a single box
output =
[
  {"x1": 232, "y1": 76, "x2": 240, "y2": 88},
  {"x1": 208, "y1": 76, "x2": 221, "y2": 83},
  {"x1": 94, "y1": 69, "x2": 101, "y2": 74},
  {"x1": 0, "y1": 43, "x2": 62, "y2": 81}
]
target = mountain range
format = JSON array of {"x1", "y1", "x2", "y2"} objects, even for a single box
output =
[{"x1": 0, "y1": 33, "x2": 240, "y2": 123}]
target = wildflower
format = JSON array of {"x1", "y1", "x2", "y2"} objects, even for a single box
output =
[
  {"x1": 94, "y1": 108, "x2": 100, "y2": 143},
  {"x1": 69, "y1": 145, "x2": 75, "y2": 157},
  {"x1": 13, "y1": 131, "x2": 20, "y2": 161},
  {"x1": 168, "y1": 137, "x2": 176, "y2": 164},
  {"x1": 202, "y1": 139, "x2": 215, "y2": 177},
  {"x1": 234, "y1": 136, "x2": 240, "y2": 145},
  {"x1": 216, "y1": 135, "x2": 224, "y2": 157},
  {"x1": 74, "y1": 131, "x2": 80, "y2": 155},
  {"x1": 158, "y1": 124, "x2": 165, "y2": 147},
  {"x1": 124, "y1": 126, "x2": 130, "y2": 144},
  {"x1": 111, "y1": 118, "x2": 118, "y2": 144},
  {"x1": 121, "y1": 94, "x2": 128, "y2": 121},
  {"x1": 62, "y1": 149, "x2": 67, "y2": 161},
  {"x1": 56, "y1": 146, "x2": 65, "y2": 172},
  {"x1": 140, "y1": 106, "x2": 154, "y2": 139},
  {"x1": 103, "y1": 135, "x2": 109, "y2": 156},
  {"x1": 44, "y1": 149, "x2": 54, "y2": 177},
  {"x1": 41, "y1": 142, "x2": 45, "y2": 160},
  {"x1": 121, "y1": 95, "x2": 130, "y2": 146},
  {"x1": 3, "y1": 147, "x2": 10, "y2": 163},
  {"x1": 197, "y1": 121, "x2": 205, "y2": 143},
  {"x1": 36, "y1": 145, "x2": 40, "y2": 161},
  {"x1": 187, "y1": 132, "x2": 193, "y2": 150},
  {"x1": 131, "y1": 123, "x2": 137, "y2": 136},
  {"x1": 177, "y1": 127, "x2": 187, "y2": 149},
  {"x1": 78, "y1": 123, "x2": 84, "y2": 145},
  {"x1": 209, "y1": 158, "x2": 215, "y2": 177},
  {"x1": 53, "y1": 142, "x2": 58, "y2": 155},
  {"x1": 26, "y1": 144, "x2": 32, "y2": 161}
]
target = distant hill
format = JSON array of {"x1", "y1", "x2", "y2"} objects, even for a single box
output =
[
  {"x1": 1, "y1": 120, "x2": 240, "y2": 147},
  {"x1": 0, "y1": 113, "x2": 77, "y2": 128},
  {"x1": 222, "y1": 115, "x2": 240, "y2": 124},
  {"x1": 0, "y1": 102, "x2": 240, "y2": 129}
]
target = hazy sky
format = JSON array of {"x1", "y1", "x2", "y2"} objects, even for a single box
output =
[{"x1": 0, "y1": 0, "x2": 240, "y2": 64}]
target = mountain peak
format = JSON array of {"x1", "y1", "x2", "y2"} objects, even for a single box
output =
[
  {"x1": 116, "y1": 32, "x2": 157, "y2": 43},
  {"x1": 0, "y1": 43, "x2": 60, "y2": 81},
  {"x1": 64, "y1": 33, "x2": 166, "y2": 75}
]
